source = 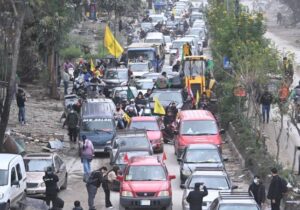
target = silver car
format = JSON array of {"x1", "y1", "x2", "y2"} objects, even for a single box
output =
[{"x1": 24, "y1": 153, "x2": 68, "y2": 197}]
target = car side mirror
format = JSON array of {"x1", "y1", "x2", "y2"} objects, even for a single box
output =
[
  {"x1": 231, "y1": 185, "x2": 238, "y2": 190},
  {"x1": 219, "y1": 129, "x2": 225, "y2": 135},
  {"x1": 11, "y1": 180, "x2": 19, "y2": 186},
  {"x1": 168, "y1": 175, "x2": 176, "y2": 180},
  {"x1": 117, "y1": 175, "x2": 124, "y2": 182},
  {"x1": 180, "y1": 184, "x2": 186, "y2": 189}
]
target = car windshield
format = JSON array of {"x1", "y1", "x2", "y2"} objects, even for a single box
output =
[
  {"x1": 151, "y1": 91, "x2": 183, "y2": 104},
  {"x1": 24, "y1": 159, "x2": 52, "y2": 172},
  {"x1": 181, "y1": 120, "x2": 218, "y2": 135},
  {"x1": 116, "y1": 151, "x2": 150, "y2": 164},
  {"x1": 130, "y1": 121, "x2": 159, "y2": 131},
  {"x1": 0, "y1": 170, "x2": 8, "y2": 186},
  {"x1": 136, "y1": 81, "x2": 154, "y2": 90},
  {"x1": 185, "y1": 149, "x2": 221, "y2": 163},
  {"x1": 126, "y1": 165, "x2": 166, "y2": 181},
  {"x1": 219, "y1": 205, "x2": 259, "y2": 210},
  {"x1": 189, "y1": 175, "x2": 230, "y2": 190},
  {"x1": 82, "y1": 118, "x2": 114, "y2": 132},
  {"x1": 116, "y1": 137, "x2": 150, "y2": 148},
  {"x1": 129, "y1": 63, "x2": 149, "y2": 72},
  {"x1": 104, "y1": 70, "x2": 128, "y2": 80},
  {"x1": 128, "y1": 50, "x2": 155, "y2": 61}
]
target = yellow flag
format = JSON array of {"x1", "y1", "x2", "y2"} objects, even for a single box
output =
[
  {"x1": 154, "y1": 97, "x2": 166, "y2": 115},
  {"x1": 90, "y1": 59, "x2": 95, "y2": 72},
  {"x1": 104, "y1": 25, "x2": 124, "y2": 58},
  {"x1": 123, "y1": 113, "x2": 131, "y2": 123},
  {"x1": 196, "y1": 90, "x2": 200, "y2": 106}
]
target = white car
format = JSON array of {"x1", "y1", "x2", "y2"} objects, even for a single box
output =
[
  {"x1": 129, "y1": 62, "x2": 154, "y2": 78},
  {"x1": 0, "y1": 154, "x2": 27, "y2": 209}
]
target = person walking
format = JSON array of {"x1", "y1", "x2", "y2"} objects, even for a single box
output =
[
  {"x1": 260, "y1": 88, "x2": 273, "y2": 123},
  {"x1": 43, "y1": 166, "x2": 59, "y2": 208},
  {"x1": 186, "y1": 183, "x2": 208, "y2": 210},
  {"x1": 64, "y1": 107, "x2": 79, "y2": 143},
  {"x1": 80, "y1": 135, "x2": 94, "y2": 180},
  {"x1": 86, "y1": 167, "x2": 103, "y2": 210},
  {"x1": 62, "y1": 69, "x2": 70, "y2": 95},
  {"x1": 267, "y1": 168, "x2": 288, "y2": 210},
  {"x1": 248, "y1": 175, "x2": 266, "y2": 208},
  {"x1": 73, "y1": 200, "x2": 83, "y2": 210},
  {"x1": 101, "y1": 167, "x2": 113, "y2": 208},
  {"x1": 16, "y1": 88, "x2": 27, "y2": 125}
]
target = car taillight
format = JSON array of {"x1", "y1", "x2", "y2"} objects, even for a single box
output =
[
  {"x1": 121, "y1": 191, "x2": 133, "y2": 197},
  {"x1": 157, "y1": 190, "x2": 170, "y2": 197}
]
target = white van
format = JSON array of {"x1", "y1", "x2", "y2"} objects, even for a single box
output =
[
  {"x1": 0, "y1": 154, "x2": 27, "y2": 209},
  {"x1": 144, "y1": 32, "x2": 165, "y2": 46}
]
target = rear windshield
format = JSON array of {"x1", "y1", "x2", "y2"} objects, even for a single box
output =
[
  {"x1": 115, "y1": 137, "x2": 150, "y2": 148},
  {"x1": 116, "y1": 151, "x2": 150, "y2": 164},
  {"x1": 24, "y1": 159, "x2": 52, "y2": 172},
  {"x1": 0, "y1": 170, "x2": 8, "y2": 186},
  {"x1": 128, "y1": 50, "x2": 155, "y2": 61},
  {"x1": 180, "y1": 120, "x2": 218, "y2": 135},
  {"x1": 188, "y1": 175, "x2": 229, "y2": 190},
  {"x1": 126, "y1": 165, "x2": 166, "y2": 181},
  {"x1": 185, "y1": 149, "x2": 221, "y2": 163}
]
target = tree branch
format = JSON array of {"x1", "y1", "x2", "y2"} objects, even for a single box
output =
[{"x1": 10, "y1": 0, "x2": 18, "y2": 16}]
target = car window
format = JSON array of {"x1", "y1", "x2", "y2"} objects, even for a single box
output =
[
  {"x1": 180, "y1": 120, "x2": 218, "y2": 135},
  {"x1": 188, "y1": 175, "x2": 230, "y2": 190},
  {"x1": 11, "y1": 167, "x2": 17, "y2": 184},
  {"x1": 184, "y1": 149, "x2": 221, "y2": 163},
  {"x1": 126, "y1": 165, "x2": 166, "y2": 181},
  {"x1": 115, "y1": 137, "x2": 150, "y2": 148},
  {"x1": 16, "y1": 164, "x2": 22, "y2": 180},
  {"x1": 219, "y1": 204, "x2": 259, "y2": 210}
]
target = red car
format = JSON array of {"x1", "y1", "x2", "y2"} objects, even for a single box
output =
[
  {"x1": 129, "y1": 116, "x2": 164, "y2": 153},
  {"x1": 174, "y1": 110, "x2": 224, "y2": 158},
  {"x1": 118, "y1": 156, "x2": 176, "y2": 210}
]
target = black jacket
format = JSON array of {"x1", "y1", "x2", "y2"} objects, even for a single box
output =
[
  {"x1": 16, "y1": 93, "x2": 26, "y2": 107},
  {"x1": 260, "y1": 92, "x2": 273, "y2": 106},
  {"x1": 43, "y1": 173, "x2": 59, "y2": 196},
  {"x1": 186, "y1": 186, "x2": 208, "y2": 210},
  {"x1": 87, "y1": 170, "x2": 103, "y2": 188},
  {"x1": 248, "y1": 182, "x2": 266, "y2": 204},
  {"x1": 267, "y1": 175, "x2": 285, "y2": 200}
]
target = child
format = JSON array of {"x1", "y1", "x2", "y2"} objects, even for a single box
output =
[{"x1": 73, "y1": 200, "x2": 83, "y2": 210}]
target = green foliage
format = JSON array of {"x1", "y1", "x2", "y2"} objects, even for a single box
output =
[{"x1": 60, "y1": 46, "x2": 82, "y2": 60}]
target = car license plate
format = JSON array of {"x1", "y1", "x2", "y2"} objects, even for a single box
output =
[{"x1": 141, "y1": 200, "x2": 151, "y2": 206}]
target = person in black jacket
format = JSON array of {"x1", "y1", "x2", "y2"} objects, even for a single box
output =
[
  {"x1": 16, "y1": 88, "x2": 26, "y2": 125},
  {"x1": 186, "y1": 183, "x2": 208, "y2": 210},
  {"x1": 248, "y1": 175, "x2": 266, "y2": 208},
  {"x1": 267, "y1": 168, "x2": 287, "y2": 210},
  {"x1": 260, "y1": 89, "x2": 273, "y2": 123},
  {"x1": 43, "y1": 166, "x2": 59, "y2": 207},
  {"x1": 86, "y1": 168, "x2": 103, "y2": 210}
]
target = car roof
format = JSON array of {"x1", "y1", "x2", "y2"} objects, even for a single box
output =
[
  {"x1": 192, "y1": 170, "x2": 227, "y2": 176},
  {"x1": 187, "y1": 144, "x2": 219, "y2": 150},
  {"x1": 128, "y1": 156, "x2": 162, "y2": 166},
  {"x1": 23, "y1": 153, "x2": 54, "y2": 159},
  {"x1": 0, "y1": 154, "x2": 21, "y2": 170},
  {"x1": 178, "y1": 110, "x2": 216, "y2": 121},
  {"x1": 131, "y1": 116, "x2": 157, "y2": 122},
  {"x1": 218, "y1": 192, "x2": 258, "y2": 205}
]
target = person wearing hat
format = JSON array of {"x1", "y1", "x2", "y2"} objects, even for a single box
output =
[
  {"x1": 248, "y1": 175, "x2": 266, "y2": 208},
  {"x1": 186, "y1": 182, "x2": 208, "y2": 210},
  {"x1": 79, "y1": 135, "x2": 94, "y2": 180},
  {"x1": 43, "y1": 166, "x2": 59, "y2": 208}
]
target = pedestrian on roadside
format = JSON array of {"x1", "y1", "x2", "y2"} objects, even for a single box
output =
[
  {"x1": 248, "y1": 175, "x2": 266, "y2": 208},
  {"x1": 101, "y1": 167, "x2": 113, "y2": 208},
  {"x1": 73, "y1": 200, "x2": 83, "y2": 210},
  {"x1": 16, "y1": 88, "x2": 27, "y2": 125},
  {"x1": 86, "y1": 167, "x2": 103, "y2": 210},
  {"x1": 43, "y1": 166, "x2": 59, "y2": 208},
  {"x1": 260, "y1": 88, "x2": 273, "y2": 123},
  {"x1": 186, "y1": 182, "x2": 208, "y2": 210},
  {"x1": 119, "y1": 19, "x2": 123, "y2": 32},
  {"x1": 80, "y1": 135, "x2": 94, "y2": 180},
  {"x1": 62, "y1": 69, "x2": 70, "y2": 95},
  {"x1": 64, "y1": 106, "x2": 79, "y2": 143},
  {"x1": 267, "y1": 168, "x2": 288, "y2": 210},
  {"x1": 277, "y1": 12, "x2": 282, "y2": 25}
]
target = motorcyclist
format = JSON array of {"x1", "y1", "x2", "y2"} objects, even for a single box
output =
[
  {"x1": 125, "y1": 99, "x2": 138, "y2": 117},
  {"x1": 89, "y1": 74, "x2": 101, "y2": 92},
  {"x1": 166, "y1": 102, "x2": 178, "y2": 117},
  {"x1": 163, "y1": 110, "x2": 176, "y2": 143}
]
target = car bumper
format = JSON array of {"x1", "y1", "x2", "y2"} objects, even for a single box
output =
[
  {"x1": 120, "y1": 196, "x2": 172, "y2": 209},
  {"x1": 26, "y1": 188, "x2": 46, "y2": 198}
]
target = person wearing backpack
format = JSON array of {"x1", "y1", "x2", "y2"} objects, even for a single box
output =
[
  {"x1": 267, "y1": 168, "x2": 288, "y2": 210},
  {"x1": 86, "y1": 168, "x2": 103, "y2": 210},
  {"x1": 260, "y1": 88, "x2": 273, "y2": 123}
]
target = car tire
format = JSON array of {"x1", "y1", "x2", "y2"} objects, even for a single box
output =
[{"x1": 61, "y1": 174, "x2": 68, "y2": 190}]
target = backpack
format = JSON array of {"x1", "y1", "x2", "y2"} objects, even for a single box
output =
[{"x1": 84, "y1": 170, "x2": 103, "y2": 186}]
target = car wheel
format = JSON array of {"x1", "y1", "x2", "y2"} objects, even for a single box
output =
[{"x1": 61, "y1": 174, "x2": 68, "y2": 190}]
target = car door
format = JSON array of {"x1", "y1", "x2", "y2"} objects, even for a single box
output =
[{"x1": 9, "y1": 166, "x2": 20, "y2": 204}]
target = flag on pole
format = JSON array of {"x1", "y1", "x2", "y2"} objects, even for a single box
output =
[
  {"x1": 124, "y1": 153, "x2": 129, "y2": 163},
  {"x1": 104, "y1": 25, "x2": 124, "y2": 58},
  {"x1": 123, "y1": 113, "x2": 131, "y2": 124},
  {"x1": 90, "y1": 58, "x2": 95, "y2": 72},
  {"x1": 154, "y1": 97, "x2": 166, "y2": 115},
  {"x1": 127, "y1": 86, "x2": 135, "y2": 100}
]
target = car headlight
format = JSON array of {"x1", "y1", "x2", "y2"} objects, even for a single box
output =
[
  {"x1": 158, "y1": 190, "x2": 170, "y2": 197},
  {"x1": 0, "y1": 193, "x2": 4, "y2": 199},
  {"x1": 121, "y1": 191, "x2": 133, "y2": 197},
  {"x1": 40, "y1": 182, "x2": 46, "y2": 188},
  {"x1": 182, "y1": 169, "x2": 191, "y2": 176}
]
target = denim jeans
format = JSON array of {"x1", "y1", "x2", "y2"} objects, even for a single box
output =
[
  {"x1": 117, "y1": 118, "x2": 125, "y2": 129},
  {"x1": 86, "y1": 184, "x2": 98, "y2": 210},
  {"x1": 18, "y1": 106, "x2": 25, "y2": 123},
  {"x1": 63, "y1": 81, "x2": 69, "y2": 95},
  {"x1": 262, "y1": 104, "x2": 270, "y2": 123},
  {"x1": 82, "y1": 158, "x2": 91, "y2": 175}
]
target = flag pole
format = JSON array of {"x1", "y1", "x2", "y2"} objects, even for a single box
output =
[{"x1": 114, "y1": 0, "x2": 117, "y2": 61}]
